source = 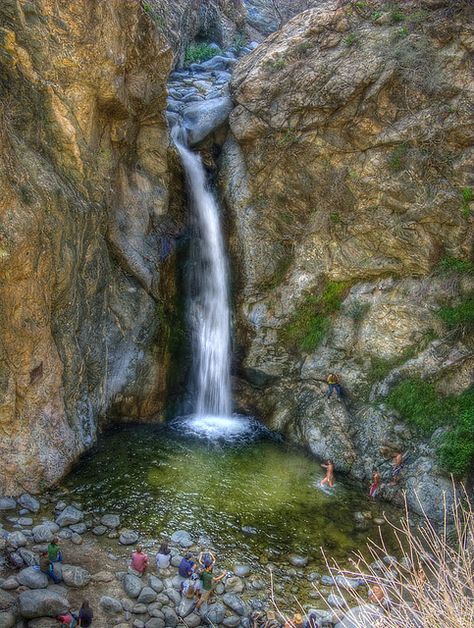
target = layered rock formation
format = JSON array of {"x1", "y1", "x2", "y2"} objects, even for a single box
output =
[{"x1": 222, "y1": 0, "x2": 474, "y2": 516}]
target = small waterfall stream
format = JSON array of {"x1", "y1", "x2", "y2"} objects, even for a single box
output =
[{"x1": 172, "y1": 126, "x2": 232, "y2": 418}]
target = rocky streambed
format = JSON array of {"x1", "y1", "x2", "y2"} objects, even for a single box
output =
[
  {"x1": 0, "y1": 488, "x2": 402, "y2": 628},
  {"x1": 0, "y1": 421, "x2": 410, "y2": 627}
]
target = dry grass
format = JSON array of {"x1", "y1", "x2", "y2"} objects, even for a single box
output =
[{"x1": 272, "y1": 487, "x2": 474, "y2": 628}]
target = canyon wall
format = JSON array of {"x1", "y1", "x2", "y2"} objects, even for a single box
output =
[
  {"x1": 0, "y1": 0, "x2": 239, "y2": 494},
  {"x1": 222, "y1": 0, "x2": 474, "y2": 516}
]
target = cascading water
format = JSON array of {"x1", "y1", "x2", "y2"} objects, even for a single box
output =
[{"x1": 172, "y1": 125, "x2": 232, "y2": 420}]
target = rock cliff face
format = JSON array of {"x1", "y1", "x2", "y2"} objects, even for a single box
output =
[
  {"x1": 0, "y1": 0, "x2": 250, "y2": 495},
  {"x1": 222, "y1": 0, "x2": 474, "y2": 516},
  {"x1": 0, "y1": 0, "x2": 190, "y2": 494}
]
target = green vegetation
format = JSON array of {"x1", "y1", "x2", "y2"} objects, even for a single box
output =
[
  {"x1": 345, "y1": 33, "x2": 359, "y2": 47},
  {"x1": 276, "y1": 130, "x2": 299, "y2": 146},
  {"x1": 461, "y1": 186, "x2": 472, "y2": 216},
  {"x1": 142, "y1": 1, "x2": 165, "y2": 27},
  {"x1": 280, "y1": 281, "x2": 350, "y2": 352},
  {"x1": 437, "y1": 296, "x2": 474, "y2": 333},
  {"x1": 264, "y1": 55, "x2": 286, "y2": 71},
  {"x1": 389, "y1": 4, "x2": 405, "y2": 22},
  {"x1": 184, "y1": 43, "x2": 220, "y2": 66},
  {"x1": 387, "y1": 380, "x2": 474, "y2": 476},
  {"x1": 388, "y1": 143, "x2": 409, "y2": 171},
  {"x1": 233, "y1": 32, "x2": 248, "y2": 52},
  {"x1": 294, "y1": 41, "x2": 312, "y2": 58},
  {"x1": 436, "y1": 256, "x2": 474, "y2": 275},
  {"x1": 346, "y1": 300, "x2": 370, "y2": 322}
]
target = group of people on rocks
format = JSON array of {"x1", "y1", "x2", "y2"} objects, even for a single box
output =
[
  {"x1": 26, "y1": 538, "x2": 94, "y2": 626},
  {"x1": 130, "y1": 543, "x2": 227, "y2": 609},
  {"x1": 321, "y1": 373, "x2": 406, "y2": 497}
]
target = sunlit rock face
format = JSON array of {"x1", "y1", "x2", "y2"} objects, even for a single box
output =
[
  {"x1": 222, "y1": 0, "x2": 474, "y2": 518},
  {"x1": 0, "y1": 0, "x2": 176, "y2": 494}
]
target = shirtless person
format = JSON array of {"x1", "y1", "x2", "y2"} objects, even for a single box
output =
[
  {"x1": 369, "y1": 469, "x2": 381, "y2": 499},
  {"x1": 320, "y1": 460, "x2": 335, "y2": 488},
  {"x1": 390, "y1": 451, "x2": 403, "y2": 485}
]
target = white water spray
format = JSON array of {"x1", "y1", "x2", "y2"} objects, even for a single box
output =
[{"x1": 172, "y1": 126, "x2": 232, "y2": 418}]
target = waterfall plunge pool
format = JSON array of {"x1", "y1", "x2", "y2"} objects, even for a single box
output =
[{"x1": 63, "y1": 418, "x2": 402, "y2": 603}]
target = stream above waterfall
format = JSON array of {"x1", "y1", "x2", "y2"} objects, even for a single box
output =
[{"x1": 63, "y1": 420, "x2": 402, "y2": 596}]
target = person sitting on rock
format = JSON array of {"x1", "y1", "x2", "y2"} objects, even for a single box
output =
[
  {"x1": 179, "y1": 552, "x2": 196, "y2": 578},
  {"x1": 284, "y1": 613, "x2": 304, "y2": 628},
  {"x1": 320, "y1": 460, "x2": 335, "y2": 488},
  {"x1": 369, "y1": 469, "x2": 381, "y2": 499},
  {"x1": 39, "y1": 550, "x2": 61, "y2": 584},
  {"x1": 199, "y1": 550, "x2": 216, "y2": 569},
  {"x1": 196, "y1": 565, "x2": 227, "y2": 609},
  {"x1": 326, "y1": 373, "x2": 342, "y2": 400},
  {"x1": 48, "y1": 537, "x2": 63, "y2": 563},
  {"x1": 130, "y1": 546, "x2": 149, "y2": 575},
  {"x1": 77, "y1": 600, "x2": 94, "y2": 627},
  {"x1": 181, "y1": 572, "x2": 202, "y2": 601},
  {"x1": 155, "y1": 541, "x2": 171, "y2": 570},
  {"x1": 368, "y1": 583, "x2": 391, "y2": 610}
]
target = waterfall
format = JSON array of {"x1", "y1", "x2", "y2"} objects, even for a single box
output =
[{"x1": 172, "y1": 126, "x2": 232, "y2": 418}]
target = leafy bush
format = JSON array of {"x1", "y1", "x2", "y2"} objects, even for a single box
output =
[
  {"x1": 264, "y1": 55, "x2": 286, "y2": 71},
  {"x1": 387, "y1": 379, "x2": 449, "y2": 434},
  {"x1": 280, "y1": 281, "x2": 350, "y2": 352},
  {"x1": 461, "y1": 186, "x2": 472, "y2": 216},
  {"x1": 387, "y1": 379, "x2": 474, "y2": 476},
  {"x1": 436, "y1": 256, "x2": 474, "y2": 275},
  {"x1": 437, "y1": 296, "x2": 474, "y2": 332},
  {"x1": 184, "y1": 43, "x2": 220, "y2": 66},
  {"x1": 388, "y1": 143, "x2": 409, "y2": 171}
]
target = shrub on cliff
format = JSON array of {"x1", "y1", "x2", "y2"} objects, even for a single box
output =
[
  {"x1": 280, "y1": 281, "x2": 350, "y2": 352},
  {"x1": 387, "y1": 380, "x2": 474, "y2": 476}
]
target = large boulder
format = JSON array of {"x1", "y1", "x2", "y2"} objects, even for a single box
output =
[
  {"x1": 184, "y1": 97, "x2": 233, "y2": 146},
  {"x1": 18, "y1": 494, "x2": 40, "y2": 513},
  {"x1": 60, "y1": 565, "x2": 91, "y2": 588},
  {"x1": 18, "y1": 590, "x2": 69, "y2": 619},
  {"x1": 100, "y1": 596, "x2": 123, "y2": 614},
  {"x1": 7, "y1": 531, "x2": 27, "y2": 549},
  {"x1": 0, "y1": 498, "x2": 16, "y2": 511},
  {"x1": 123, "y1": 574, "x2": 144, "y2": 599},
  {"x1": 335, "y1": 604, "x2": 385, "y2": 628},
  {"x1": 55, "y1": 506, "x2": 84, "y2": 527},
  {"x1": 100, "y1": 514, "x2": 121, "y2": 528},
  {"x1": 170, "y1": 530, "x2": 193, "y2": 548},
  {"x1": 17, "y1": 567, "x2": 49, "y2": 589},
  {"x1": 32, "y1": 526, "x2": 54, "y2": 544},
  {"x1": 0, "y1": 611, "x2": 16, "y2": 627}
]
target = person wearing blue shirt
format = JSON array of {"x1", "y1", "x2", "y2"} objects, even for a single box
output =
[{"x1": 178, "y1": 553, "x2": 195, "y2": 578}]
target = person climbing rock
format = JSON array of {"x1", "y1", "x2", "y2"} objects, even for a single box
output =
[
  {"x1": 369, "y1": 469, "x2": 381, "y2": 499},
  {"x1": 196, "y1": 565, "x2": 226, "y2": 608},
  {"x1": 179, "y1": 552, "x2": 196, "y2": 578},
  {"x1": 39, "y1": 551, "x2": 61, "y2": 584},
  {"x1": 326, "y1": 373, "x2": 342, "y2": 400},
  {"x1": 48, "y1": 537, "x2": 63, "y2": 563},
  {"x1": 390, "y1": 451, "x2": 404, "y2": 485},
  {"x1": 320, "y1": 460, "x2": 335, "y2": 488},
  {"x1": 130, "y1": 546, "x2": 149, "y2": 575},
  {"x1": 155, "y1": 541, "x2": 171, "y2": 570}
]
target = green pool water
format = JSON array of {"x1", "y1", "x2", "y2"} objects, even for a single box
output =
[{"x1": 63, "y1": 419, "x2": 398, "y2": 579}]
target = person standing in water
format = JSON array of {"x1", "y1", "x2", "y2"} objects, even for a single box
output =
[
  {"x1": 369, "y1": 469, "x2": 381, "y2": 499},
  {"x1": 390, "y1": 451, "x2": 404, "y2": 485},
  {"x1": 320, "y1": 460, "x2": 335, "y2": 488}
]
